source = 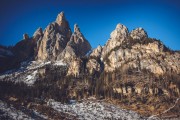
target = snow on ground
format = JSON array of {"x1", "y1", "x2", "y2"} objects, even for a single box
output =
[
  {"x1": 47, "y1": 99, "x2": 144, "y2": 120},
  {"x1": 0, "y1": 100, "x2": 33, "y2": 120},
  {"x1": 32, "y1": 110, "x2": 48, "y2": 120},
  {"x1": 0, "y1": 60, "x2": 66, "y2": 85},
  {"x1": 53, "y1": 60, "x2": 67, "y2": 66},
  {"x1": 25, "y1": 70, "x2": 38, "y2": 85},
  {"x1": 0, "y1": 100, "x2": 50, "y2": 120}
]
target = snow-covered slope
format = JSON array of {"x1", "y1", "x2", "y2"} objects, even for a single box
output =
[
  {"x1": 0, "y1": 100, "x2": 49, "y2": 120},
  {"x1": 0, "y1": 100, "x2": 32, "y2": 120},
  {"x1": 0, "y1": 60, "x2": 67, "y2": 85},
  {"x1": 47, "y1": 99, "x2": 144, "y2": 120}
]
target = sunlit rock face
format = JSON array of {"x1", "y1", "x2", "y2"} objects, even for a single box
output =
[
  {"x1": 86, "y1": 58, "x2": 101, "y2": 74},
  {"x1": 130, "y1": 27, "x2": 148, "y2": 40},
  {"x1": 36, "y1": 12, "x2": 91, "y2": 62},
  {"x1": 100, "y1": 23, "x2": 180, "y2": 75},
  {"x1": 67, "y1": 58, "x2": 82, "y2": 77},
  {"x1": 90, "y1": 45, "x2": 103, "y2": 58},
  {"x1": 37, "y1": 12, "x2": 72, "y2": 61},
  {"x1": 102, "y1": 23, "x2": 129, "y2": 58}
]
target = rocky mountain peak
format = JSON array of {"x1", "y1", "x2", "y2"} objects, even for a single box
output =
[
  {"x1": 102, "y1": 23, "x2": 129, "y2": 58},
  {"x1": 90, "y1": 45, "x2": 103, "y2": 58},
  {"x1": 130, "y1": 27, "x2": 148, "y2": 40},
  {"x1": 59, "y1": 24, "x2": 91, "y2": 61},
  {"x1": 110, "y1": 23, "x2": 129, "y2": 40},
  {"x1": 37, "y1": 12, "x2": 73, "y2": 61},
  {"x1": 55, "y1": 11, "x2": 72, "y2": 38},
  {"x1": 33, "y1": 27, "x2": 43, "y2": 37},
  {"x1": 55, "y1": 11, "x2": 66, "y2": 25},
  {"x1": 74, "y1": 24, "x2": 81, "y2": 34}
]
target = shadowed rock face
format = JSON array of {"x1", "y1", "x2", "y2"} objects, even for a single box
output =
[
  {"x1": 33, "y1": 27, "x2": 43, "y2": 42},
  {"x1": 59, "y1": 24, "x2": 91, "y2": 61}
]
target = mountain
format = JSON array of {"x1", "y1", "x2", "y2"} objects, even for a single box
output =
[
  {"x1": 0, "y1": 12, "x2": 179, "y2": 119},
  {"x1": 36, "y1": 11, "x2": 91, "y2": 62}
]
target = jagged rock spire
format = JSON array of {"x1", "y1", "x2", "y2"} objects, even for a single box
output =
[
  {"x1": 55, "y1": 11, "x2": 72, "y2": 39},
  {"x1": 33, "y1": 27, "x2": 43, "y2": 37},
  {"x1": 59, "y1": 24, "x2": 91, "y2": 61},
  {"x1": 74, "y1": 24, "x2": 80, "y2": 33},
  {"x1": 110, "y1": 23, "x2": 129, "y2": 40},
  {"x1": 37, "y1": 11, "x2": 72, "y2": 61},
  {"x1": 55, "y1": 11, "x2": 66, "y2": 26},
  {"x1": 102, "y1": 23, "x2": 129, "y2": 58}
]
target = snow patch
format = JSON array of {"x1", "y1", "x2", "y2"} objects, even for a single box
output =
[
  {"x1": 53, "y1": 61, "x2": 67, "y2": 66},
  {"x1": 25, "y1": 70, "x2": 38, "y2": 85}
]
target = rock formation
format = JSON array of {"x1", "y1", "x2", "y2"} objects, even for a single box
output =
[
  {"x1": 0, "y1": 11, "x2": 180, "y2": 119},
  {"x1": 67, "y1": 58, "x2": 82, "y2": 77},
  {"x1": 23, "y1": 33, "x2": 29, "y2": 40},
  {"x1": 59, "y1": 24, "x2": 91, "y2": 61},
  {"x1": 100, "y1": 24, "x2": 180, "y2": 75},
  {"x1": 130, "y1": 27, "x2": 148, "y2": 40},
  {"x1": 102, "y1": 23, "x2": 128, "y2": 58},
  {"x1": 33, "y1": 27, "x2": 43, "y2": 42},
  {"x1": 86, "y1": 58, "x2": 101, "y2": 74},
  {"x1": 37, "y1": 12, "x2": 72, "y2": 61},
  {"x1": 36, "y1": 12, "x2": 91, "y2": 62},
  {"x1": 90, "y1": 45, "x2": 103, "y2": 58}
]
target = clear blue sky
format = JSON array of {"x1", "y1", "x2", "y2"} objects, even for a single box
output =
[{"x1": 0, "y1": 0, "x2": 180, "y2": 50}]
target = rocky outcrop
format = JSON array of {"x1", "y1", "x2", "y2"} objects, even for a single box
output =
[
  {"x1": 33, "y1": 28, "x2": 44, "y2": 56},
  {"x1": 55, "y1": 12, "x2": 72, "y2": 39},
  {"x1": 23, "y1": 33, "x2": 29, "y2": 40},
  {"x1": 37, "y1": 12, "x2": 72, "y2": 61},
  {"x1": 36, "y1": 12, "x2": 91, "y2": 62},
  {"x1": 101, "y1": 24, "x2": 180, "y2": 75},
  {"x1": 59, "y1": 24, "x2": 91, "y2": 61},
  {"x1": 86, "y1": 59, "x2": 101, "y2": 74},
  {"x1": 102, "y1": 23, "x2": 128, "y2": 58},
  {"x1": 13, "y1": 35, "x2": 36, "y2": 62},
  {"x1": 130, "y1": 27, "x2": 148, "y2": 40},
  {"x1": 33, "y1": 27, "x2": 43, "y2": 42},
  {"x1": 90, "y1": 45, "x2": 103, "y2": 58}
]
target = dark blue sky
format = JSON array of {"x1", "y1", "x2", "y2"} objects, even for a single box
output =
[{"x1": 0, "y1": 0, "x2": 180, "y2": 50}]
